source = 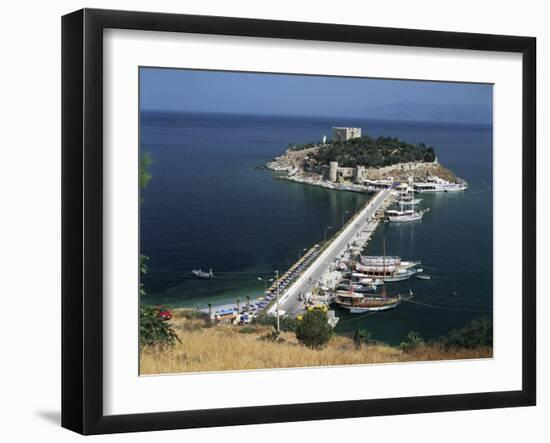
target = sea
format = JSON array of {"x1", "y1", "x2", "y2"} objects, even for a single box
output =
[{"x1": 140, "y1": 111, "x2": 493, "y2": 345}]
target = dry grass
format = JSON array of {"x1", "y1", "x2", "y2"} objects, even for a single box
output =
[{"x1": 140, "y1": 310, "x2": 492, "y2": 375}]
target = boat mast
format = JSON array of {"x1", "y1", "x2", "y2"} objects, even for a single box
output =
[{"x1": 382, "y1": 237, "x2": 387, "y2": 298}]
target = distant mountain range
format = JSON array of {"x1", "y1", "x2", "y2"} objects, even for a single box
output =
[{"x1": 362, "y1": 102, "x2": 492, "y2": 125}]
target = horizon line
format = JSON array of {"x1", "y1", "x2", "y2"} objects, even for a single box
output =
[{"x1": 139, "y1": 108, "x2": 493, "y2": 127}]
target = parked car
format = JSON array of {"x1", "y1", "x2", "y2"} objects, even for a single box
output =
[{"x1": 154, "y1": 305, "x2": 173, "y2": 321}]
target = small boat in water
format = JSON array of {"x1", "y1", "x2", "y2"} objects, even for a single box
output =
[
  {"x1": 416, "y1": 274, "x2": 431, "y2": 280},
  {"x1": 192, "y1": 268, "x2": 214, "y2": 279}
]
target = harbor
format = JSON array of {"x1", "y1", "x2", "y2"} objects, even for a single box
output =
[
  {"x1": 200, "y1": 121, "x2": 470, "y2": 324},
  {"x1": 199, "y1": 189, "x2": 389, "y2": 321},
  {"x1": 201, "y1": 185, "x2": 427, "y2": 326},
  {"x1": 137, "y1": 70, "x2": 494, "y2": 375},
  {"x1": 141, "y1": 112, "x2": 492, "y2": 345},
  {"x1": 267, "y1": 189, "x2": 392, "y2": 319}
]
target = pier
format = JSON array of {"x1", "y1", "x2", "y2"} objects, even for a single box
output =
[
  {"x1": 267, "y1": 189, "x2": 392, "y2": 318},
  {"x1": 202, "y1": 188, "x2": 393, "y2": 324}
]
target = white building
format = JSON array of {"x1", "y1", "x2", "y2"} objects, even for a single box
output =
[{"x1": 332, "y1": 127, "x2": 362, "y2": 142}]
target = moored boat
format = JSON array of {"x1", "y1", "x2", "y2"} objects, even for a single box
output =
[
  {"x1": 355, "y1": 262, "x2": 418, "y2": 282},
  {"x1": 360, "y1": 255, "x2": 401, "y2": 267},
  {"x1": 333, "y1": 290, "x2": 401, "y2": 312},
  {"x1": 388, "y1": 209, "x2": 427, "y2": 222},
  {"x1": 192, "y1": 268, "x2": 214, "y2": 279},
  {"x1": 387, "y1": 186, "x2": 428, "y2": 222},
  {"x1": 333, "y1": 238, "x2": 413, "y2": 313},
  {"x1": 413, "y1": 176, "x2": 467, "y2": 193}
]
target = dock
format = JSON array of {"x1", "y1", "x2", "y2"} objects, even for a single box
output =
[
  {"x1": 201, "y1": 188, "x2": 393, "y2": 326},
  {"x1": 267, "y1": 189, "x2": 393, "y2": 318}
]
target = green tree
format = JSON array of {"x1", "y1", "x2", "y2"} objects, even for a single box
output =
[
  {"x1": 295, "y1": 310, "x2": 333, "y2": 349},
  {"x1": 313, "y1": 134, "x2": 435, "y2": 168},
  {"x1": 438, "y1": 318, "x2": 493, "y2": 350},
  {"x1": 138, "y1": 152, "x2": 179, "y2": 348},
  {"x1": 140, "y1": 305, "x2": 180, "y2": 348},
  {"x1": 423, "y1": 147, "x2": 436, "y2": 162},
  {"x1": 139, "y1": 254, "x2": 149, "y2": 297},
  {"x1": 139, "y1": 152, "x2": 152, "y2": 190}
]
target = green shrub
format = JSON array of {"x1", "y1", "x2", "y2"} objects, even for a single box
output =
[
  {"x1": 353, "y1": 329, "x2": 375, "y2": 349},
  {"x1": 255, "y1": 314, "x2": 299, "y2": 332},
  {"x1": 439, "y1": 318, "x2": 493, "y2": 350},
  {"x1": 259, "y1": 329, "x2": 282, "y2": 342},
  {"x1": 295, "y1": 310, "x2": 333, "y2": 349},
  {"x1": 400, "y1": 331, "x2": 425, "y2": 352},
  {"x1": 313, "y1": 135, "x2": 436, "y2": 168},
  {"x1": 174, "y1": 309, "x2": 210, "y2": 322},
  {"x1": 140, "y1": 305, "x2": 180, "y2": 348}
]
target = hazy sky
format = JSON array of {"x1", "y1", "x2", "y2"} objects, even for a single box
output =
[{"x1": 140, "y1": 67, "x2": 492, "y2": 120}]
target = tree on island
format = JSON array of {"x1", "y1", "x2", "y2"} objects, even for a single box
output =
[{"x1": 293, "y1": 134, "x2": 437, "y2": 168}]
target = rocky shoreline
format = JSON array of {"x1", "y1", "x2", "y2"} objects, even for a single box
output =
[{"x1": 265, "y1": 146, "x2": 465, "y2": 192}]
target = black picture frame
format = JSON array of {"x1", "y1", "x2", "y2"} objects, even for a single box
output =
[{"x1": 62, "y1": 8, "x2": 536, "y2": 435}]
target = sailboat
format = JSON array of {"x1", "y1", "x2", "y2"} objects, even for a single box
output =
[
  {"x1": 398, "y1": 194, "x2": 422, "y2": 206},
  {"x1": 387, "y1": 185, "x2": 427, "y2": 222},
  {"x1": 333, "y1": 238, "x2": 402, "y2": 313}
]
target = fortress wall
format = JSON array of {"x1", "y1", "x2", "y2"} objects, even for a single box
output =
[{"x1": 360, "y1": 159, "x2": 439, "y2": 180}]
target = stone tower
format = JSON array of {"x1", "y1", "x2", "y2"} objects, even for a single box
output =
[
  {"x1": 354, "y1": 166, "x2": 365, "y2": 183},
  {"x1": 329, "y1": 161, "x2": 339, "y2": 182}
]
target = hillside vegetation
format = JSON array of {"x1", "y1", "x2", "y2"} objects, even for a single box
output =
[
  {"x1": 294, "y1": 135, "x2": 436, "y2": 168},
  {"x1": 140, "y1": 310, "x2": 492, "y2": 375}
]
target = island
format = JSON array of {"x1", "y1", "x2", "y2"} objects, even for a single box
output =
[{"x1": 266, "y1": 126, "x2": 465, "y2": 192}]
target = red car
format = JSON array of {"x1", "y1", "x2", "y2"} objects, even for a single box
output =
[{"x1": 155, "y1": 305, "x2": 173, "y2": 321}]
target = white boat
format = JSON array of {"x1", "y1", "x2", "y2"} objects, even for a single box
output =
[
  {"x1": 398, "y1": 197, "x2": 422, "y2": 205},
  {"x1": 413, "y1": 176, "x2": 467, "y2": 193},
  {"x1": 355, "y1": 261, "x2": 419, "y2": 282},
  {"x1": 333, "y1": 238, "x2": 409, "y2": 313},
  {"x1": 348, "y1": 300, "x2": 400, "y2": 313},
  {"x1": 360, "y1": 255, "x2": 401, "y2": 266},
  {"x1": 362, "y1": 178, "x2": 393, "y2": 191},
  {"x1": 391, "y1": 185, "x2": 412, "y2": 198},
  {"x1": 360, "y1": 256, "x2": 419, "y2": 269},
  {"x1": 400, "y1": 261, "x2": 421, "y2": 269},
  {"x1": 388, "y1": 211, "x2": 425, "y2": 222},
  {"x1": 192, "y1": 268, "x2": 214, "y2": 279},
  {"x1": 388, "y1": 186, "x2": 427, "y2": 222}
]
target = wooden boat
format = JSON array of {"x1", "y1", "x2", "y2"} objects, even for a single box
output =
[
  {"x1": 333, "y1": 238, "x2": 405, "y2": 313},
  {"x1": 333, "y1": 290, "x2": 401, "y2": 313}
]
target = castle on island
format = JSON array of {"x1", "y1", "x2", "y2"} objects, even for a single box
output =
[
  {"x1": 332, "y1": 126, "x2": 362, "y2": 142},
  {"x1": 326, "y1": 158, "x2": 439, "y2": 183},
  {"x1": 321, "y1": 127, "x2": 439, "y2": 184},
  {"x1": 267, "y1": 126, "x2": 446, "y2": 185}
]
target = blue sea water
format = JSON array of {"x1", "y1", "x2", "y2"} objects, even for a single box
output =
[{"x1": 140, "y1": 111, "x2": 492, "y2": 345}]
